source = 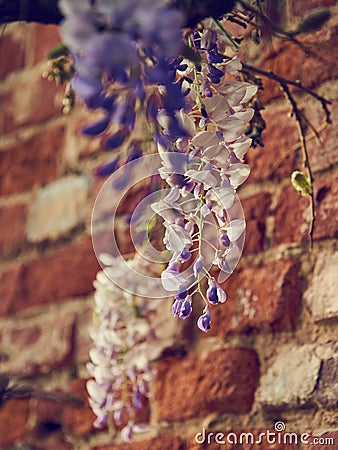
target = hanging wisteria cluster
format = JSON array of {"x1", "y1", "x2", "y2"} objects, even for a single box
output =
[
  {"x1": 87, "y1": 255, "x2": 165, "y2": 440},
  {"x1": 58, "y1": 0, "x2": 258, "y2": 439}
]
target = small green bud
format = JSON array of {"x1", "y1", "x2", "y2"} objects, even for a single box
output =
[
  {"x1": 48, "y1": 42, "x2": 70, "y2": 59},
  {"x1": 291, "y1": 171, "x2": 312, "y2": 196}
]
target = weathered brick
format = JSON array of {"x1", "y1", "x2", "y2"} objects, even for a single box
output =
[
  {"x1": 27, "y1": 175, "x2": 90, "y2": 242},
  {"x1": 155, "y1": 348, "x2": 259, "y2": 422},
  {"x1": 92, "y1": 435, "x2": 185, "y2": 450},
  {"x1": 273, "y1": 184, "x2": 310, "y2": 245},
  {"x1": 0, "y1": 398, "x2": 30, "y2": 447},
  {"x1": 304, "y1": 431, "x2": 338, "y2": 450},
  {"x1": 0, "y1": 309, "x2": 75, "y2": 376},
  {"x1": 257, "y1": 344, "x2": 321, "y2": 409},
  {"x1": 313, "y1": 177, "x2": 338, "y2": 240},
  {"x1": 0, "y1": 71, "x2": 62, "y2": 135},
  {"x1": 313, "y1": 358, "x2": 338, "y2": 408},
  {"x1": 63, "y1": 379, "x2": 96, "y2": 436},
  {"x1": 241, "y1": 193, "x2": 272, "y2": 254},
  {"x1": 209, "y1": 260, "x2": 301, "y2": 337},
  {"x1": 0, "y1": 203, "x2": 27, "y2": 255},
  {"x1": 245, "y1": 106, "x2": 299, "y2": 181},
  {"x1": 305, "y1": 251, "x2": 338, "y2": 321},
  {"x1": 0, "y1": 25, "x2": 26, "y2": 79},
  {"x1": 30, "y1": 23, "x2": 61, "y2": 64},
  {"x1": 308, "y1": 100, "x2": 338, "y2": 173},
  {"x1": 0, "y1": 125, "x2": 64, "y2": 196}
]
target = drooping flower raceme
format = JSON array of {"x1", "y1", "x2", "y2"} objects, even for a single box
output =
[
  {"x1": 59, "y1": 0, "x2": 258, "y2": 349},
  {"x1": 151, "y1": 23, "x2": 257, "y2": 332},
  {"x1": 87, "y1": 255, "x2": 163, "y2": 441}
]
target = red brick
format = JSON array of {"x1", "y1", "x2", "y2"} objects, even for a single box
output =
[
  {"x1": 0, "y1": 398, "x2": 30, "y2": 446},
  {"x1": 304, "y1": 431, "x2": 338, "y2": 450},
  {"x1": 92, "y1": 435, "x2": 185, "y2": 450},
  {"x1": 0, "y1": 236, "x2": 99, "y2": 316},
  {"x1": 313, "y1": 176, "x2": 338, "y2": 240},
  {"x1": 245, "y1": 107, "x2": 299, "y2": 181},
  {"x1": 259, "y1": 30, "x2": 338, "y2": 104},
  {"x1": 31, "y1": 397, "x2": 64, "y2": 425},
  {"x1": 273, "y1": 184, "x2": 309, "y2": 245},
  {"x1": 30, "y1": 24, "x2": 61, "y2": 64},
  {"x1": 0, "y1": 72, "x2": 63, "y2": 135},
  {"x1": 0, "y1": 203, "x2": 27, "y2": 255},
  {"x1": 288, "y1": 0, "x2": 336, "y2": 14},
  {"x1": 0, "y1": 265, "x2": 22, "y2": 315},
  {"x1": 0, "y1": 26, "x2": 25, "y2": 79},
  {"x1": 241, "y1": 193, "x2": 272, "y2": 254},
  {"x1": 209, "y1": 260, "x2": 301, "y2": 337},
  {"x1": 26, "y1": 429, "x2": 72, "y2": 450},
  {"x1": 63, "y1": 379, "x2": 96, "y2": 436},
  {"x1": 0, "y1": 125, "x2": 64, "y2": 196},
  {"x1": 155, "y1": 348, "x2": 259, "y2": 422},
  {"x1": 15, "y1": 236, "x2": 99, "y2": 313}
]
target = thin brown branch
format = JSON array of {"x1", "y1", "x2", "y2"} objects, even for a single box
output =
[
  {"x1": 280, "y1": 83, "x2": 316, "y2": 248},
  {"x1": 241, "y1": 62, "x2": 332, "y2": 124}
]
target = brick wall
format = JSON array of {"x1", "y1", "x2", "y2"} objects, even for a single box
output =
[{"x1": 0, "y1": 2, "x2": 337, "y2": 449}]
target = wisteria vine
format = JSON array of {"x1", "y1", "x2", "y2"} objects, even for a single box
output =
[{"x1": 58, "y1": 0, "x2": 257, "y2": 440}]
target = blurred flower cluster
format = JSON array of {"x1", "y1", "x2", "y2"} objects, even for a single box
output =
[
  {"x1": 87, "y1": 255, "x2": 164, "y2": 441},
  {"x1": 59, "y1": 0, "x2": 186, "y2": 152}
]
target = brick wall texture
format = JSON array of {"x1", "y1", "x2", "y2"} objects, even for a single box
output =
[{"x1": 0, "y1": 2, "x2": 337, "y2": 449}]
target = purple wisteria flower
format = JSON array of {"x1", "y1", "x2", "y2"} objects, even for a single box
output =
[
  {"x1": 150, "y1": 20, "x2": 257, "y2": 332},
  {"x1": 59, "y1": 0, "x2": 188, "y2": 173},
  {"x1": 197, "y1": 307, "x2": 211, "y2": 332},
  {"x1": 87, "y1": 256, "x2": 164, "y2": 440}
]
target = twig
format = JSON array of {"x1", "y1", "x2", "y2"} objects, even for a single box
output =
[
  {"x1": 280, "y1": 83, "x2": 316, "y2": 247},
  {"x1": 241, "y1": 62, "x2": 332, "y2": 124}
]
